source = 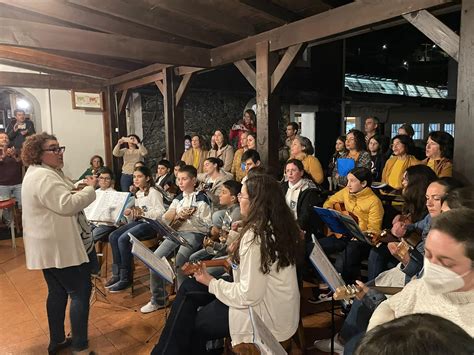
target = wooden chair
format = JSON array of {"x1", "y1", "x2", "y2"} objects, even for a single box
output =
[{"x1": 0, "y1": 198, "x2": 18, "y2": 249}]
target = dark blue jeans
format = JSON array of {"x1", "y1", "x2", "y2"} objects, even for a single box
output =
[
  {"x1": 91, "y1": 224, "x2": 116, "y2": 242},
  {"x1": 42, "y1": 262, "x2": 92, "y2": 351},
  {"x1": 108, "y1": 221, "x2": 155, "y2": 271},
  {"x1": 120, "y1": 173, "x2": 133, "y2": 192},
  {"x1": 340, "y1": 299, "x2": 373, "y2": 355},
  {"x1": 367, "y1": 244, "x2": 398, "y2": 280},
  {"x1": 152, "y1": 278, "x2": 229, "y2": 355}
]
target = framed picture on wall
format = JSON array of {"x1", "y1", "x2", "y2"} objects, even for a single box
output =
[{"x1": 71, "y1": 91, "x2": 104, "y2": 111}]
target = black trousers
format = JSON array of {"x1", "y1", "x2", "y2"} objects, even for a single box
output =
[{"x1": 152, "y1": 278, "x2": 230, "y2": 355}]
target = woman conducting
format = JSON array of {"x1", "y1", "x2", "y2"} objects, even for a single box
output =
[
  {"x1": 21, "y1": 133, "x2": 97, "y2": 355},
  {"x1": 152, "y1": 173, "x2": 301, "y2": 354}
]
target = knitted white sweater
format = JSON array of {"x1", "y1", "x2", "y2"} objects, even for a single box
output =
[{"x1": 368, "y1": 278, "x2": 474, "y2": 335}]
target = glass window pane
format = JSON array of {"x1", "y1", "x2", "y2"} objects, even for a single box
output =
[
  {"x1": 444, "y1": 123, "x2": 455, "y2": 137},
  {"x1": 391, "y1": 123, "x2": 402, "y2": 138},
  {"x1": 429, "y1": 123, "x2": 441, "y2": 132},
  {"x1": 412, "y1": 123, "x2": 424, "y2": 140}
]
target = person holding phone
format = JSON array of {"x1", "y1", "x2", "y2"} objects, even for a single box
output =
[
  {"x1": 112, "y1": 134, "x2": 148, "y2": 192},
  {"x1": 6, "y1": 109, "x2": 36, "y2": 150}
]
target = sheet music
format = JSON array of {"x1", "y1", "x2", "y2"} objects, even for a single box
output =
[
  {"x1": 141, "y1": 217, "x2": 192, "y2": 248},
  {"x1": 249, "y1": 308, "x2": 287, "y2": 355},
  {"x1": 129, "y1": 234, "x2": 175, "y2": 283},
  {"x1": 309, "y1": 241, "x2": 346, "y2": 293},
  {"x1": 84, "y1": 190, "x2": 131, "y2": 225}
]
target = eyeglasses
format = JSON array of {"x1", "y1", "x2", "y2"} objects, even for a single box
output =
[
  {"x1": 43, "y1": 146, "x2": 66, "y2": 154},
  {"x1": 98, "y1": 177, "x2": 111, "y2": 181},
  {"x1": 237, "y1": 193, "x2": 249, "y2": 201}
]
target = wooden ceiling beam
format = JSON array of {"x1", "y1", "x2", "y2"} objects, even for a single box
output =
[
  {"x1": 107, "y1": 63, "x2": 170, "y2": 86},
  {"x1": 236, "y1": 0, "x2": 300, "y2": 25},
  {"x1": 0, "y1": 45, "x2": 125, "y2": 79},
  {"x1": 0, "y1": 18, "x2": 211, "y2": 67},
  {"x1": 114, "y1": 73, "x2": 164, "y2": 92},
  {"x1": 67, "y1": 0, "x2": 226, "y2": 47},
  {"x1": 210, "y1": 0, "x2": 453, "y2": 66},
  {"x1": 271, "y1": 43, "x2": 305, "y2": 93},
  {"x1": 149, "y1": 0, "x2": 254, "y2": 37},
  {"x1": 174, "y1": 66, "x2": 205, "y2": 76},
  {"x1": 0, "y1": 71, "x2": 104, "y2": 90},
  {"x1": 0, "y1": 0, "x2": 195, "y2": 43},
  {"x1": 403, "y1": 9, "x2": 459, "y2": 62}
]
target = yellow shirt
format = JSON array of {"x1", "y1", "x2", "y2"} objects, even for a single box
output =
[
  {"x1": 427, "y1": 158, "x2": 436, "y2": 172},
  {"x1": 387, "y1": 159, "x2": 406, "y2": 190},
  {"x1": 193, "y1": 149, "x2": 201, "y2": 169}
]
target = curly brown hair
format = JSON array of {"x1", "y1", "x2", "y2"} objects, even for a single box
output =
[
  {"x1": 21, "y1": 132, "x2": 57, "y2": 166},
  {"x1": 239, "y1": 173, "x2": 301, "y2": 273}
]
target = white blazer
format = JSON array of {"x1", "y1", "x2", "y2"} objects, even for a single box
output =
[{"x1": 22, "y1": 164, "x2": 96, "y2": 270}]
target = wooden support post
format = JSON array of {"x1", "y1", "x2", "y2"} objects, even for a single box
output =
[
  {"x1": 102, "y1": 87, "x2": 113, "y2": 169},
  {"x1": 453, "y1": 1, "x2": 474, "y2": 184},
  {"x1": 118, "y1": 89, "x2": 130, "y2": 115},
  {"x1": 162, "y1": 67, "x2": 185, "y2": 162},
  {"x1": 155, "y1": 80, "x2": 164, "y2": 96},
  {"x1": 403, "y1": 10, "x2": 459, "y2": 61},
  {"x1": 255, "y1": 41, "x2": 280, "y2": 171}
]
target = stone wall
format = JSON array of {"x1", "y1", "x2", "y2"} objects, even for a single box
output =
[{"x1": 141, "y1": 89, "x2": 254, "y2": 168}]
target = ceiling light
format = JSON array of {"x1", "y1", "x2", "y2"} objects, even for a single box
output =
[{"x1": 16, "y1": 99, "x2": 29, "y2": 110}]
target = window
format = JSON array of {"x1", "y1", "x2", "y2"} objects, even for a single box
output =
[
  {"x1": 429, "y1": 123, "x2": 441, "y2": 132},
  {"x1": 412, "y1": 123, "x2": 424, "y2": 140},
  {"x1": 391, "y1": 123, "x2": 402, "y2": 138},
  {"x1": 345, "y1": 117, "x2": 356, "y2": 133},
  {"x1": 444, "y1": 123, "x2": 455, "y2": 137}
]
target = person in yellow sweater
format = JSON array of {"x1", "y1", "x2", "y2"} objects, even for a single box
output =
[
  {"x1": 181, "y1": 135, "x2": 208, "y2": 173},
  {"x1": 230, "y1": 132, "x2": 248, "y2": 182},
  {"x1": 382, "y1": 135, "x2": 420, "y2": 191},
  {"x1": 289, "y1": 135, "x2": 324, "y2": 184},
  {"x1": 319, "y1": 167, "x2": 384, "y2": 283},
  {"x1": 423, "y1": 131, "x2": 453, "y2": 177}
]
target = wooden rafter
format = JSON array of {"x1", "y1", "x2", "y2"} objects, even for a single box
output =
[
  {"x1": 210, "y1": 0, "x2": 452, "y2": 66},
  {"x1": 118, "y1": 89, "x2": 131, "y2": 115},
  {"x1": 0, "y1": 45, "x2": 125, "y2": 79},
  {"x1": 68, "y1": 0, "x2": 227, "y2": 47},
  {"x1": 0, "y1": 18, "x2": 211, "y2": 67},
  {"x1": 403, "y1": 10, "x2": 459, "y2": 62},
  {"x1": 0, "y1": 0, "x2": 196, "y2": 44},
  {"x1": 114, "y1": 73, "x2": 164, "y2": 92},
  {"x1": 150, "y1": 0, "x2": 254, "y2": 37},
  {"x1": 271, "y1": 43, "x2": 305, "y2": 93},
  {"x1": 107, "y1": 63, "x2": 170, "y2": 86},
  {"x1": 174, "y1": 66, "x2": 204, "y2": 76},
  {"x1": 0, "y1": 72, "x2": 104, "y2": 90},
  {"x1": 155, "y1": 80, "x2": 164, "y2": 96},
  {"x1": 236, "y1": 0, "x2": 300, "y2": 24},
  {"x1": 234, "y1": 60, "x2": 256, "y2": 90}
]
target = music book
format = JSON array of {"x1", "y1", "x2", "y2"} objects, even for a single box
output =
[
  {"x1": 313, "y1": 207, "x2": 373, "y2": 245},
  {"x1": 371, "y1": 182, "x2": 388, "y2": 189},
  {"x1": 336, "y1": 158, "x2": 355, "y2": 177},
  {"x1": 129, "y1": 233, "x2": 175, "y2": 284},
  {"x1": 84, "y1": 190, "x2": 131, "y2": 225},
  {"x1": 140, "y1": 217, "x2": 192, "y2": 248},
  {"x1": 309, "y1": 242, "x2": 350, "y2": 308},
  {"x1": 249, "y1": 308, "x2": 287, "y2": 355}
]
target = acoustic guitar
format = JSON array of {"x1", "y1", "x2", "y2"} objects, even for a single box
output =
[
  {"x1": 333, "y1": 284, "x2": 403, "y2": 301},
  {"x1": 181, "y1": 259, "x2": 232, "y2": 276},
  {"x1": 325, "y1": 202, "x2": 360, "y2": 239}
]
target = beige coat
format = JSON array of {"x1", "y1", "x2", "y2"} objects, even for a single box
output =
[
  {"x1": 208, "y1": 144, "x2": 234, "y2": 172},
  {"x1": 209, "y1": 229, "x2": 300, "y2": 346},
  {"x1": 181, "y1": 148, "x2": 208, "y2": 173},
  {"x1": 22, "y1": 164, "x2": 96, "y2": 269}
]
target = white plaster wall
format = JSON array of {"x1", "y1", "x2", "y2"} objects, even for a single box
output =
[{"x1": 0, "y1": 64, "x2": 105, "y2": 178}]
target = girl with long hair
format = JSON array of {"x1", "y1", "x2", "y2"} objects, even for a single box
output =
[
  {"x1": 152, "y1": 174, "x2": 301, "y2": 354},
  {"x1": 424, "y1": 131, "x2": 454, "y2": 177},
  {"x1": 209, "y1": 129, "x2": 234, "y2": 172},
  {"x1": 105, "y1": 166, "x2": 165, "y2": 292}
]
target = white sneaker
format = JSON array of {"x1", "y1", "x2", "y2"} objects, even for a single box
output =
[
  {"x1": 313, "y1": 333, "x2": 344, "y2": 354},
  {"x1": 140, "y1": 301, "x2": 165, "y2": 314}
]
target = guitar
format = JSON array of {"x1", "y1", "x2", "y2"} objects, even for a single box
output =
[
  {"x1": 325, "y1": 202, "x2": 360, "y2": 239},
  {"x1": 333, "y1": 284, "x2": 403, "y2": 301},
  {"x1": 181, "y1": 259, "x2": 232, "y2": 276}
]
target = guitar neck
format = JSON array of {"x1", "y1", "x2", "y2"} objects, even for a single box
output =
[
  {"x1": 371, "y1": 286, "x2": 403, "y2": 295},
  {"x1": 201, "y1": 259, "x2": 229, "y2": 268}
]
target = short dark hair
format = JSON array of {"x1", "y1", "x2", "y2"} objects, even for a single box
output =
[
  {"x1": 222, "y1": 180, "x2": 242, "y2": 197},
  {"x1": 392, "y1": 134, "x2": 416, "y2": 155},
  {"x1": 432, "y1": 208, "x2": 474, "y2": 261},
  {"x1": 98, "y1": 167, "x2": 114, "y2": 180},
  {"x1": 428, "y1": 131, "x2": 454, "y2": 160},
  {"x1": 178, "y1": 165, "x2": 197, "y2": 179},
  {"x1": 366, "y1": 116, "x2": 380, "y2": 125},
  {"x1": 184, "y1": 135, "x2": 192, "y2": 141},
  {"x1": 435, "y1": 176, "x2": 464, "y2": 195},
  {"x1": 14, "y1": 109, "x2": 25, "y2": 116},
  {"x1": 347, "y1": 129, "x2": 367, "y2": 151},
  {"x1": 21, "y1": 132, "x2": 57, "y2": 166},
  {"x1": 287, "y1": 122, "x2": 299, "y2": 131},
  {"x1": 241, "y1": 149, "x2": 260, "y2": 164},
  {"x1": 285, "y1": 159, "x2": 304, "y2": 172},
  {"x1": 349, "y1": 167, "x2": 373, "y2": 187},
  {"x1": 399, "y1": 123, "x2": 415, "y2": 137},
  {"x1": 355, "y1": 313, "x2": 474, "y2": 355},
  {"x1": 174, "y1": 160, "x2": 186, "y2": 169},
  {"x1": 128, "y1": 134, "x2": 141, "y2": 144},
  {"x1": 205, "y1": 157, "x2": 224, "y2": 170},
  {"x1": 158, "y1": 159, "x2": 172, "y2": 170}
]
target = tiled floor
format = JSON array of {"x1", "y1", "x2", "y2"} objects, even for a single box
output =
[{"x1": 0, "y1": 237, "x2": 340, "y2": 354}]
